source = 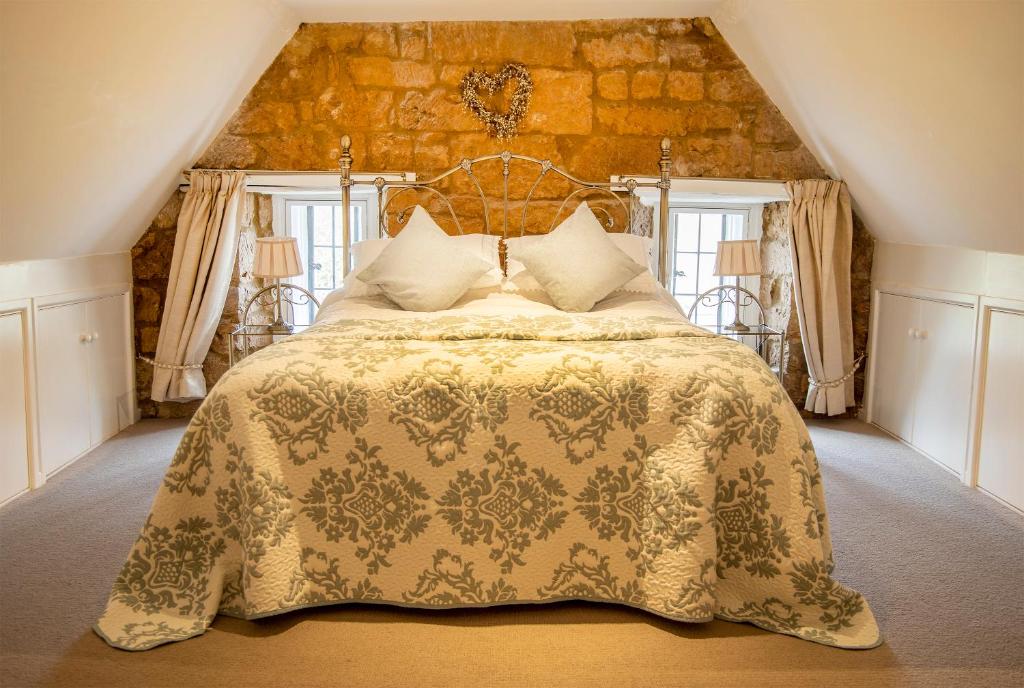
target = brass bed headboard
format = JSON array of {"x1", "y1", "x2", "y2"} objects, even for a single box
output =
[{"x1": 338, "y1": 135, "x2": 673, "y2": 286}]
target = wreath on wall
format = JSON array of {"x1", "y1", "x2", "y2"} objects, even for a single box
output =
[{"x1": 459, "y1": 63, "x2": 533, "y2": 140}]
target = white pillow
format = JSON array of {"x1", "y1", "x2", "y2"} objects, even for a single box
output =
[
  {"x1": 510, "y1": 204, "x2": 645, "y2": 312},
  {"x1": 357, "y1": 207, "x2": 494, "y2": 311},
  {"x1": 338, "y1": 228, "x2": 502, "y2": 299}
]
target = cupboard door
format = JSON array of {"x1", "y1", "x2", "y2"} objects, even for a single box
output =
[
  {"x1": 88, "y1": 294, "x2": 130, "y2": 442},
  {"x1": 872, "y1": 293, "x2": 920, "y2": 442},
  {"x1": 0, "y1": 313, "x2": 30, "y2": 502},
  {"x1": 976, "y1": 310, "x2": 1024, "y2": 510},
  {"x1": 35, "y1": 301, "x2": 92, "y2": 475},
  {"x1": 913, "y1": 299, "x2": 976, "y2": 475}
]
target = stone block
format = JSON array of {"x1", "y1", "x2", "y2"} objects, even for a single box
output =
[
  {"x1": 228, "y1": 101, "x2": 296, "y2": 135},
  {"x1": 596, "y1": 71, "x2": 628, "y2": 100},
  {"x1": 707, "y1": 70, "x2": 762, "y2": 102},
  {"x1": 523, "y1": 69, "x2": 593, "y2": 135},
  {"x1": 360, "y1": 25, "x2": 397, "y2": 56},
  {"x1": 581, "y1": 33, "x2": 658, "y2": 68},
  {"x1": 134, "y1": 286, "x2": 161, "y2": 324},
  {"x1": 349, "y1": 57, "x2": 435, "y2": 88},
  {"x1": 397, "y1": 89, "x2": 481, "y2": 132},
  {"x1": 596, "y1": 105, "x2": 688, "y2": 136},
  {"x1": 754, "y1": 103, "x2": 800, "y2": 145},
  {"x1": 140, "y1": 326, "x2": 160, "y2": 355},
  {"x1": 368, "y1": 133, "x2": 414, "y2": 170},
  {"x1": 631, "y1": 70, "x2": 664, "y2": 99},
  {"x1": 676, "y1": 136, "x2": 752, "y2": 177},
  {"x1": 666, "y1": 71, "x2": 703, "y2": 101},
  {"x1": 430, "y1": 22, "x2": 576, "y2": 67}
]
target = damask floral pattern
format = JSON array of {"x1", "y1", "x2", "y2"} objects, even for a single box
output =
[
  {"x1": 285, "y1": 547, "x2": 383, "y2": 606},
  {"x1": 388, "y1": 359, "x2": 508, "y2": 466},
  {"x1": 164, "y1": 391, "x2": 231, "y2": 496},
  {"x1": 248, "y1": 361, "x2": 368, "y2": 464},
  {"x1": 111, "y1": 516, "x2": 225, "y2": 617},
  {"x1": 670, "y1": 372, "x2": 781, "y2": 471},
  {"x1": 529, "y1": 355, "x2": 649, "y2": 463},
  {"x1": 299, "y1": 438, "x2": 431, "y2": 574},
  {"x1": 214, "y1": 443, "x2": 295, "y2": 584},
  {"x1": 437, "y1": 435, "x2": 568, "y2": 573},
  {"x1": 537, "y1": 543, "x2": 645, "y2": 605},
  {"x1": 403, "y1": 549, "x2": 517, "y2": 605},
  {"x1": 96, "y1": 309, "x2": 880, "y2": 651},
  {"x1": 715, "y1": 462, "x2": 791, "y2": 578}
]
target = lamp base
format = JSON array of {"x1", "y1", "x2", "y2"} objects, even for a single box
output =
[
  {"x1": 268, "y1": 319, "x2": 294, "y2": 335},
  {"x1": 723, "y1": 321, "x2": 751, "y2": 333}
]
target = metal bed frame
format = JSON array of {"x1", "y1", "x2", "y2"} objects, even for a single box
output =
[{"x1": 337, "y1": 134, "x2": 674, "y2": 286}]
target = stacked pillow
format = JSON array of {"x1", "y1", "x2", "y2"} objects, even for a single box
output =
[
  {"x1": 340, "y1": 203, "x2": 658, "y2": 313},
  {"x1": 504, "y1": 203, "x2": 654, "y2": 311}
]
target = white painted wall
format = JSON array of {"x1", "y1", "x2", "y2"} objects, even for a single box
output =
[
  {"x1": 0, "y1": 0, "x2": 296, "y2": 263},
  {"x1": 873, "y1": 242, "x2": 1024, "y2": 302},
  {"x1": 714, "y1": 0, "x2": 1024, "y2": 255}
]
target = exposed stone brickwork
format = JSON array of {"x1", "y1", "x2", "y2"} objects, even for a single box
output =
[
  {"x1": 133, "y1": 192, "x2": 274, "y2": 418},
  {"x1": 760, "y1": 202, "x2": 873, "y2": 414},
  {"x1": 132, "y1": 17, "x2": 873, "y2": 415}
]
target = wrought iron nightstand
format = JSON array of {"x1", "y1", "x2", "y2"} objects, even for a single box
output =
[
  {"x1": 229, "y1": 283, "x2": 320, "y2": 367},
  {"x1": 695, "y1": 322, "x2": 786, "y2": 385}
]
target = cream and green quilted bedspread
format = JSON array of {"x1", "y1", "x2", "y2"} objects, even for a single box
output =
[{"x1": 95, "y1": 312, "x2": 880, "y2": 650}]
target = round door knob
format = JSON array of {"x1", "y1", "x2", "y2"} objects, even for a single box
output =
[
  {"x1": 80, "y1": 333, "x2": 89, "y2": 343},
  {"x1": 908, "y1": 328, "x2": 917, "y2": 339},
  {"x1": 918, "y1": 329, "x2": 928, "y2": 340},
  {"x1": 92, "y1": 332, "x2": 100, "y2": 341}
]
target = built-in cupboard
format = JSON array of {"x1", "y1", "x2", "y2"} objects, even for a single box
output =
[
  {"x1": 869, "y1": 287, "x2": 1024, "y2": 512},
  {"x1": 0, "y1": 285, "x2": 134, "y2": 505}
]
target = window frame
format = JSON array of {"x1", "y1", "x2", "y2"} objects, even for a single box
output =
[{"x1": 667, "y1": 202, "x2": 762, "y2": 327}]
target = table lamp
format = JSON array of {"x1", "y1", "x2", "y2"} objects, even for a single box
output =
[
  {"x1": 253, "y1": 237, "x2": 304, "y2": 334},
  {"x1": 713, "y1": 239, "x2": 762, "y2": 332}
]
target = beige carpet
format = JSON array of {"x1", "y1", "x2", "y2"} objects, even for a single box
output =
[{"x1": 1, "y1": 418, "x2": 1021, "y2": 688}]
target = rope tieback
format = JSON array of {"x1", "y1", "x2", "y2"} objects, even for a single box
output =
[
  {"x1": 808, "y1": 352, "x2": 866, "y2": 390},
  {"x1": 138, "y1": 355, "x2": 203, "y2": 371}
]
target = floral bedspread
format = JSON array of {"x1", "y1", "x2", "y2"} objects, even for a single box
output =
[{"x1": 95, "y1": 313, "x2": 880, "y2": 650}]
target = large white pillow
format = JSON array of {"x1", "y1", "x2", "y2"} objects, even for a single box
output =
[
  {"x1": 338, "y1": 226, "x2": 501, "y2": 299},
  {"x1": 357, "y1": 206, "x2": 494, "y2": 311},
  {"x1": 510, "y1": 204, "x2": 645, "y2": 312}
]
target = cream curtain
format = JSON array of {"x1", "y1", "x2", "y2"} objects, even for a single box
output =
[
  {"x1": 787, "y1": 180, "x2": 855, "y2": 415},
  {"x1": 151, "y1": 171, "x2": 246, "y2": 402}
]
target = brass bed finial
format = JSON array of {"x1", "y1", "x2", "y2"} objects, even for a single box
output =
[{"x1": 339, "y1": 135, "x2": 676, "y2": 287}]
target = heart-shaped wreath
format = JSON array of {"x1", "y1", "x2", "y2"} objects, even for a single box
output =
[{"x1": 459, "y1": 63, "x2": 533, "y2": 140}]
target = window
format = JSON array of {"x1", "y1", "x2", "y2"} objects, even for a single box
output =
[
  {"x1": 280, "y1": 195, "x2": 372, "y2": 325},
  {"x1": 669, "y1": 207, "x2": 749, "y2": 326}
]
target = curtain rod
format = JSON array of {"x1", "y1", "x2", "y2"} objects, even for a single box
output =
[{"x1": 181, "y1": 168, "x2": 792, "y2": 185}]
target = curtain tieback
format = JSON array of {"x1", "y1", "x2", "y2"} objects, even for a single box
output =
[
  {"x1": 807, "y1": 352, "x2": 866, "y2": 390},
  {"x1": 138, "y1": 355, "x2": 204, "y2": 371}
]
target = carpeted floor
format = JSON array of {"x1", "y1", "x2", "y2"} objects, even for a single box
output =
[{"x1": 1, "y1": 418, "x2": 1021, "y2": 688}]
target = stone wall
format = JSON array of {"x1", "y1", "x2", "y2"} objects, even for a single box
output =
[
  {"x1": 134, "y1": 192, "x2": 274, "y2": 418},
  {"x1": 759, "y1": 202, "x2": 874, "y2": 414},
  {"x1": 132, "y1": 17, "x2": 873, "y2": 415}
]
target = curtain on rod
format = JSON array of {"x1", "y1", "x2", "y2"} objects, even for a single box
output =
[
  {"x1": 151, "y1": 171, "x2": 246, "y2": 402},
  {"x1": 787, "y1": 179, "x2": 856, "y2": 415}
]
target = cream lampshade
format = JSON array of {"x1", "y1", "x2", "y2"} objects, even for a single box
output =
[
  {"x1": 253, "y1": 237, "x2": 303, "y2": 279},
  {"x1": 712, "y1": 239, "x2": 762, "y2": 333},
  {"x1": 253, "y1": 237, "x2": 303, "y2": 333},
  {"x1": 713, "y1": 239, "x2": 762, "y2": 277}
]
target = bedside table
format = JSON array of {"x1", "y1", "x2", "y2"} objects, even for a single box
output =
[
  {"x1": 696, "y1": 322, "x2": 786, "y2": 385},
  {"x1": 228, "y1": 324, "x2": 309, "y2": 367}
]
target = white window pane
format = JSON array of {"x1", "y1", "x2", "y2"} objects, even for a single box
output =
[
  {"x1": 724, "y1": 213, "x2": 745, "y2": 240},
  {"x1": 675, "y1": 213, "x2": 699, "y2": 252},
  {"x1": 350, "y1": 206, "x2": 365, "y2": 243},
  {"x1": 313, "y1": 205, "x2": 333, "y2": 245},
  {"x1": 673, "y1": 253, "x2": 698, "y2": 295},
  {"x1": 676, "y1": 295, "x2": 696, "y2": 317},
  {"x1": 699, "y1": 213, "x2": 723, "y2": 251},
  {"x1": 333, "y1": 251, "x2": 343, "y2": 288},
  {"x1": 313, "y1": 247, "x2": 334, "y2": 288},
  {"x1": 697, "y1": 253, "x2": 719, "y2": 293},
  {"x1": 692, "y1": 302, "x2": 719, "y2": 326},
  {"x1": 289, "y1": 205, "x2": 307, "y2": 239}
]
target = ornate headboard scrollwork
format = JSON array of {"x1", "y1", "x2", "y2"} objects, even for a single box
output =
[{"x1": 339, "y1": 135, "x2": 674, "y2": 287}]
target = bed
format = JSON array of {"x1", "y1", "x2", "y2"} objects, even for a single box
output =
[{"x1": 95, "y1": 137, "x2": 880, "y2": 651}]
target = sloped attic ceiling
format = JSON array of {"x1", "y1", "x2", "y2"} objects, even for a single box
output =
[
  {"x1": 713, "y1": 0, "x2": 1023, "y2": 255},
  {"x1": 0, "y1": 0, "x2": 296, "y2": 263},
  {"x1": 1, "y1": 0, "x2": 1020, "y2": 263}
]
